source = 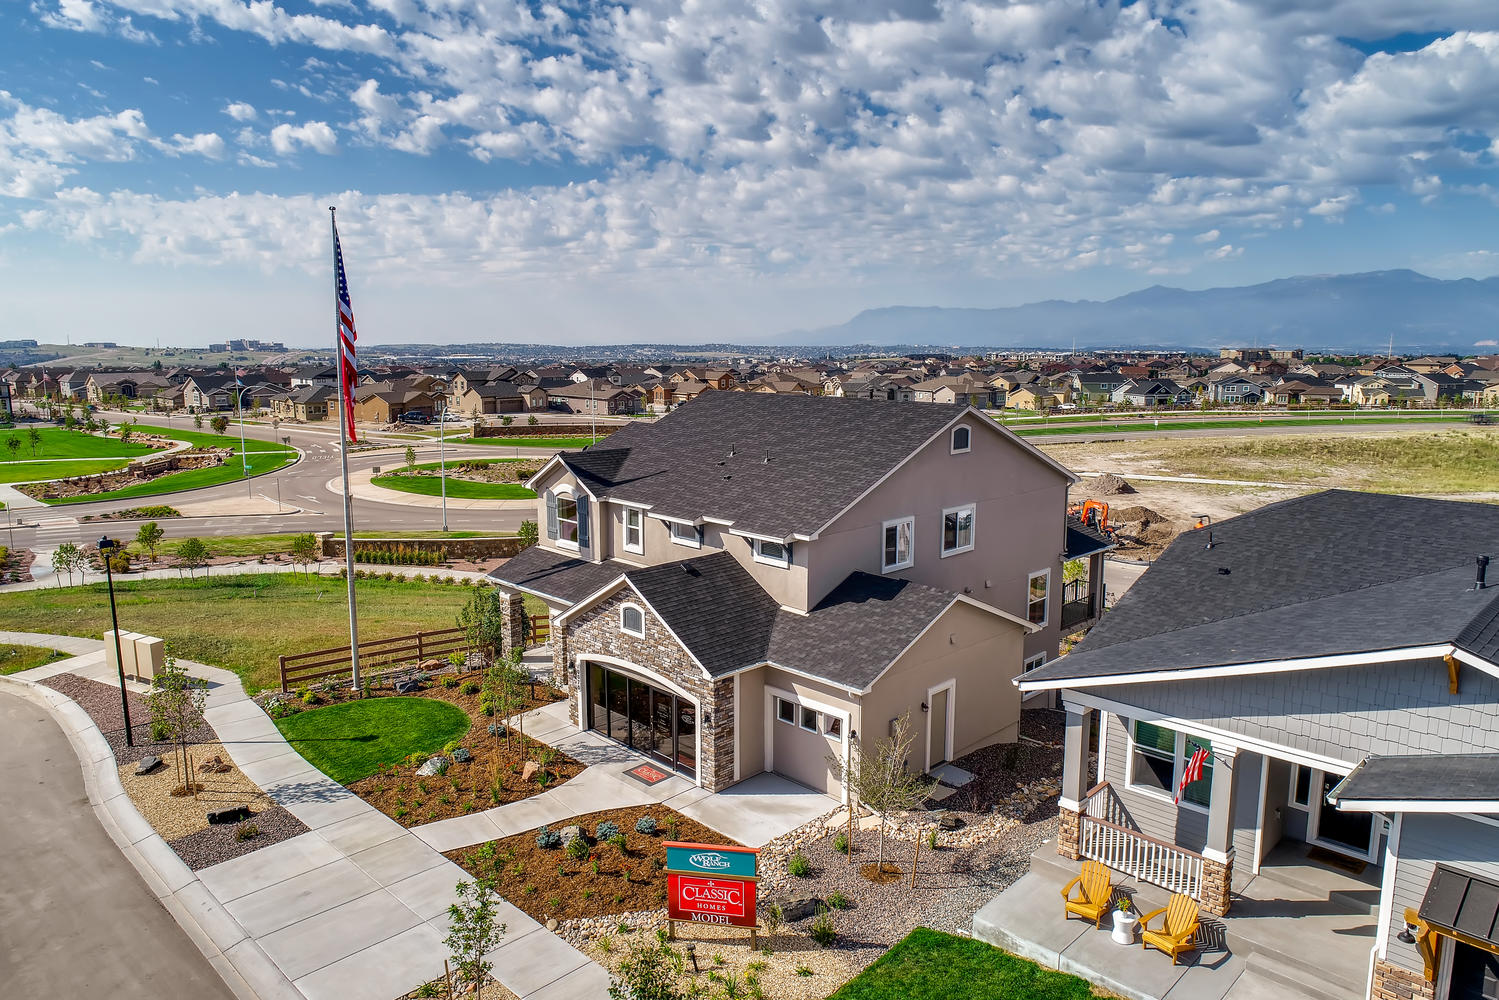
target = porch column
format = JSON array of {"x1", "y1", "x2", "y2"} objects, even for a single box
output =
[
  {"x1": 1057, "y1": 702, "x2": 1094, "y2": 861},
  {"x1": 1200, "y1": 743, "x2": 1240, "y2": 916},
  {"x1": 498, "y1": 590, "x2": 525, "y2": 661}
]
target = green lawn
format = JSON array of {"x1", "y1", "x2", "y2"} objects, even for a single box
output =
[
  {"x1": 0, "y1": 644, "x2": 70, "y2": 676},
  {"x1": 0, "y1": 574, "x2": 477, "y2": 693},
  {"x1": 456, "y1": 436, "x2": 598, "y2": 449},
  {"x1": 3, "y1": 427, "x2": 161, "y2": 459},
  {"x1": 275, "y1": 697, "x2": 471, "y2": 784},
  {"x1": 42, "y1": 434, "x2": 297, "y2": 505},
  {"x1": 828, "y1": 928, "x2": 1095, "y2": 1000},
  {"x1": 0, "y1": 459, "x2": 133, "y2": 483},
  {"x1": 371, "y1": 472, "x2": 536, "y2": 500}
]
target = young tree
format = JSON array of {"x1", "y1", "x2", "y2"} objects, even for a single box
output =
[
  {"x1": 289, "y1": 532, "x2": 319, "y2": 575},
  {"x1": 209, "y1": 414, "x2": 229, "y2": 436},
  {"x1": 145, "y1": 655, "x2": 209, "y2": 797},
  {"x1": 608, "y1": 940, "x2": 686, "y2": 1000},
  {"x1": 517, "y1": 519, "x2": 539, "y2": 549},
  {"x1": 177, "y1": 536, "x2": 208, "y2": 578},
  {"x1": 193, "y1": 413, "x2": 203, "y2": 431},
  {"x1": 26, "y1": 427, "x2": 41, "y2": 456},
  {"x1": 4, "y1": 435, "x2": 19, "y2": 461},
  {"x1": 483, "y1": 665, "x2": 519, "y2": 747},
  {"x1": 135, "y1": 521, "x2": 165, "y2": 562},
  {"x1": 404, "y1": 444, "x2": 417, "y2": 472},
  {"x1": 827, "y1": 711, "x2": 936, "y2": 876},
  {"x1": 52, "y1": 542, "x2": 80, "y2": 586},
  {"x1": 119, "y1": 424, "x2": 133, "y2": 445},
  {"x1": 444, "y1": 879, "x2": 507, "y2": 1000},
  {"x1": 457, "y1": 587, "x2": 505, "y2": 665}
]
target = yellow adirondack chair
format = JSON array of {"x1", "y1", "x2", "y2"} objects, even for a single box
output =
[
  {"x1": 1060, "y1": 860, "x2": 1114, "y2": 928},
  {"x1": 1141, "y1": 894, "x2": 1200, "y2": 964}
]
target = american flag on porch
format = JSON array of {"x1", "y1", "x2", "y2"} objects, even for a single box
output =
[
  {"x1": 332, "y1": 219, "x2": 359, "y2": 442},
  {"x1": 1174, "y1": 744, "x2": 1210, "y2": 804}
]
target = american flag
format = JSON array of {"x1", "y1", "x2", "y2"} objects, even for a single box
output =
[
  {"x1": 332, "y1": 218, "x2": 359, "y2": 442},
  {"x1": 1174, "y1": 744, "x2": 1210, "y2": 804}
]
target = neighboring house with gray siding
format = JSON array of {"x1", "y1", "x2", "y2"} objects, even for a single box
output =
[
  {"x1": 1019, "y1": 490, "x2": 1499, "y2": 1000},
  {"x1": 488, "y1": 392, "x2": 1111, "y2": 803}
]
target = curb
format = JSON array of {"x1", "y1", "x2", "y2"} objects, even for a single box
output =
[{"x1": 0, "y1": 673, "x2": 299, "y2": 1000}]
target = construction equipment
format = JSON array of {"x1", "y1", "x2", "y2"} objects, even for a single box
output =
[{"x1": 1068, "y1": 499, "x2": 1115, "y2": 538}]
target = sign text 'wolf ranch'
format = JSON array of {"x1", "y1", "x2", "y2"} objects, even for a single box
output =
[
  {"x1": 667, "y1": 874, "x2": 759, "y2": 926},
  {"x1": 663, "y1": 841, "x2": 759, "y2": 880}
]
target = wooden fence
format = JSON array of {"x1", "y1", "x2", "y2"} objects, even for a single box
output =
[
  {"x1": 529, "y1": 614, "x2": 551, "y2": 644},
  {"x1": 279, "y1": 626, "x2": 473, "y2": 691}
]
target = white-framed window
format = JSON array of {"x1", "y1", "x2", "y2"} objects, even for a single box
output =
[
  {"x1": 824, "y1": 716, "x2": 842, "y2": 738},
  {"x1": 623, "y1": 508, "x2": 643, "y2": 554},
  {"x1": 619, "y1": 603, "x2": 646, "y2": 638},
  {"x1": 1127, "y1": 720, "x2": 1212, "y2": 810},
  {"x1": 951, "y1": 425, "x2": 971, "y2": 454},
  {"x1": 753, "y1": 538, "x2": 790, "y2": 567},
  {"x1": 1027, "y1": 569, "x2": 1050, "y2": 626},
  {"x1": 882, "y1": 516, "x2": 914, "y2": 573},
  {"x1": 556, "y1": 493, "x2": 580, "y2": 547},
  {"x1": 800, "y1": 705, "x2": 820, "y2": 733},
  {"x1": 776, "y1": 697, "x2": 796, "y2": 725},
  {"x1": 1023, "y1": 652, "x2": 1047, "y2": 673},
  {"x1": 668, "y1": 521, "x2": 701, "y2": 549},
  {"x1": 941, "y1": 504, "x2": 975, "y2": 557}
]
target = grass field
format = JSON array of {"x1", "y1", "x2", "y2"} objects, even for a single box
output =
[
  {"x1": 42, "y1": 430, "x2": 297, "y2": 505},
  {"x1": 0, "y1": 644, "x2": 70, "y2": 676},
  {"x1": 371, "y1": 472, "x2": 536, "y2": 500},
  {"x1": 0, "y1": 574, "x2": 477, "y2": 693},
  {"x1": 275, "y1": 698, "x2": 471, "y2": 784},
  {"x1": 1005, "y1": 412, "x2": 1491, "y2": 437},
  {"x1": 119, "y1": 530, "x2": 505, "y2": 560},
  {"x1": 0, "y1": 459, "x2": 133, "y2": 483},
  {"x1": 1045, "y1": 427, "x2": 1499, "y2": 495},
  {"x1": 455, "y1": 436, "x2": 597, "y2": 449},
  {"x1": 828, "y1": 928, "x2": 1094, "y2": 1000},
  {"x1": 2, "y1": 427, "x2": 161, "y2": 459}
]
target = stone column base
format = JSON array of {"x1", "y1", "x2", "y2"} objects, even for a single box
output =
[
  {"x1": 1058, "y1": 807, "x2": 1080, "y2": 860},
  {"x1": 1201, "y1": 855, "x2": 1233, "y2": 916},
  {"x1": 499, "y1": 593, "x2": 525, "y2": 660},
  {"x1": 1371, "y1": 958, "x2": 1434, "y2": 1000}
]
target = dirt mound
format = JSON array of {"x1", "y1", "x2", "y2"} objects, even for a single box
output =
[
  {"x1": 1109, "y1": 504, "x2": 1165, "y2": 525},
  {"x1": 1082, "y1": 473, "x2": 1136, "y2": 495}
]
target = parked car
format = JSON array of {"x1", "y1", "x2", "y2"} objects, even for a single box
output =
[{"x1": 398, "y1": 412, "x2": 429, "y2": 424}]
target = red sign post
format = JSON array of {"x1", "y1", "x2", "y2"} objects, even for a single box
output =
[{"x1": 667, "y1": 874, "x2": 758, "y2": 927}]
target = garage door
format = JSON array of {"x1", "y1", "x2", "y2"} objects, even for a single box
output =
[{"x1": 770, "y1": 695, "x2": 842, "y2": 796}]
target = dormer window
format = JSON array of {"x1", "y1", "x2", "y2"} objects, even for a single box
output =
[
  {"x1": 753, "y1": 538, "x2": 790, "y2": 568},
  {"x1": 950, "y1": 426, "x2": 971, "y2": 454},
  {"x1": 668, "y1": 521, "x2": 701, "y2": 549},
  {"x1": 620, "y1": 603, "x2": 646, "y2": 638},
  {"x1": 556, "y1": 495, "x2": 579, "y2": 545}
]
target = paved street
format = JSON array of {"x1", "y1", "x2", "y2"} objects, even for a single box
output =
[{"x1": 0, "y1": 689, "x2": 235, "y2": 999}]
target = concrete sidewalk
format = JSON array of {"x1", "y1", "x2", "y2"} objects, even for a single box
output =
[{"x1": 1, "y1": 632, "x2": 610, "y2": 1000}]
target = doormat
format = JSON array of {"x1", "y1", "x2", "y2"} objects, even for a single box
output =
[
  {"x1": 1306, "y1": 846, "x2": 1368, "y2": 876},
  {"x1": 625, "y1": 762, "x2": 672, "y2": 786}
]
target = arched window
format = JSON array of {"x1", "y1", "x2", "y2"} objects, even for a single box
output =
[
  {"x1": 951, "y1": 425, "x2": 971, "y2": 454},
  {"x1": 620, "y1": 603, "x2": 646, "y2": 638}
]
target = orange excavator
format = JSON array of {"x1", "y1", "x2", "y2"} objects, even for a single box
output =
[{"x1": 1068, "y1": 499, "x2": 1115, "y2": 538}]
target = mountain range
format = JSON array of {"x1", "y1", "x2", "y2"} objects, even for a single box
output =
[{"x1": 784, "y1": 270, "x2": 1499, "y2": 352}]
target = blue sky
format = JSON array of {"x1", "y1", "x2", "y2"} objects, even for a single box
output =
[{"x1": 3, "y1": 1, "x2": 1499, "y2": 347}]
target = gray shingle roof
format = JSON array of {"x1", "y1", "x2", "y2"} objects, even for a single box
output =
[
  {"x1": 560, "y1": 392, "x2": 988, "y2": 538},
  {"x1": 1024, "y1": 491, "x2": 1499, "y2": 685},
  {"x1": 485, "y1": 546, "x2": 629, "y2": 604},
  {"x1": 1329, "y1": 753, "x2": 1499, "y2": 805}
]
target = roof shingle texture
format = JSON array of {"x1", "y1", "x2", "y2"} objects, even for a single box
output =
[
  {"x1": 1331, "y1": 753, "x2": 1499, "y2": 804},
  {"x1": 1025, "y1": 490, "x2": 1499, "y2": 684}
]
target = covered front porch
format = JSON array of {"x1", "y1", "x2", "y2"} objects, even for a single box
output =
[{"x1": 973, "y1": 840, "x2": 1380, "y2": 1000}]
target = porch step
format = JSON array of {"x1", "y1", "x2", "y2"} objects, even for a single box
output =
[{"x1": 1239, "y1": 954, "x2": 1364, "y2": 1000}]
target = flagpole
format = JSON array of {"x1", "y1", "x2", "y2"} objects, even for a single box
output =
[
  {"x1": 235, "y1": 372, "x2": 250, "y2": 488},
  {"x1": 331, "y1": 207, "x2": 362, "y2": 692}
]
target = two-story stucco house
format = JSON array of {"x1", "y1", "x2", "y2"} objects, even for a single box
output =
[
  {"x1": 488, "y1": 392, "x2": 1109, "y2": 801},
  {"x1": 1016, "y1": 491, "x2": 1499, "y2": 1000}
]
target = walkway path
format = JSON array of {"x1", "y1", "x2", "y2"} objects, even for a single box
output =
[
  {"x1": 0, "y1": 632, "x2": 610, "y2": 1000},
  {"x1": 0, "y1": 686, "x2": 236, "y2": 1000}
]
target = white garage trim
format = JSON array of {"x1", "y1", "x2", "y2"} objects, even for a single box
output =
[{"x1": 764, "y1": 683, "x2": 850, "y2": 805}]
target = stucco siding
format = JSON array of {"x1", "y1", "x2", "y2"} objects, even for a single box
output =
[
  {"x1": 738, "y1": 669, "x2": 766, "y2": 783},
  {"x1": 530, "y1": 465, "x2": 601, "y2": 564},
  {"x1": 1384, "y1": 813, "x2": 1499, "y2": 976}
]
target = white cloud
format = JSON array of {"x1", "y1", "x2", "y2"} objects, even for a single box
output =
[
  {"x1": 153, "y1": 131, "x2": 226, "y2": 158},
  {"x1": 268, "y1": 121, "x2": 338, "y2": 155},
  {"x1": 1206, "y1": 244, "x2": 1244, "y2": 260},
  {"x1": 35, "y1": 0, "x2": 157, "y2": 43},
  {"x1": 1193, "y1": 229, "x2": 1221, "y2": 244},
  {"x1": 224, "y1": 101, "x2": 258, "y2": 122}
]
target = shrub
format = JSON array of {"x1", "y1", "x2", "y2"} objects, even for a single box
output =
[
  {"x1": 808, "y1": 908, "x2": 837, "y2": 947},
  {"x1": 795, "y1": 964, "x2": 813, "y2": 977},
  {"x1": 927, "y1": 826, "x2": 940, "y2": 851},
  {"x1": 634, "y1": 815, "x2": 658, "y2": 835},
  {"x1": 608, "y1": 833, "x2": 628, "y2": 853},
  {"x1": 535, "y1": 825, "x2": 562, "y2": 850},
  {"x1": 825, "y1": 890, "x2": 850, "y2": 910},
  {"x1": 595, "y1": 820, "x2": 621, "y2": 842},
  {"x1": 462, "y1": 680, "x2": 481, "y2": 695},
  {"x1": 567, "y1": 835, "x2": 590, "y2": 861},
  {"x1": 301, "y1": 689, "x2": 322, "y2": 705},
  {"x1": 787, "y1": 852, "x2": 811, "y2": 878},
  {"x1": 761, "y1": 903, "x2": 784, "y2": 936},
  {"x1": 833, "y1": 831, "x2": 849, "y2": 854},
  {"x1": 442, "y1": 675, "x2": 459, "y2": 688},
  {"x1": 441, "y1": 740, "x2": 462, "y2": 755},
  {"x1": 235, "y1": 822, "x2": 260, "y2": 842}
]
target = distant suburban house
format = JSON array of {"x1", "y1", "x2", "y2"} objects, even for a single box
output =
[
  {"x1": 85, "y1": 371, "x2": 170, "y2": 403},
  {"x1": 1006, "y1": 385, "x2": 1061, "y2": 410},
  {"x1": 352, "y1": 384, "x2": 436, "y2": 422},
  {"x1": 547, "y1": 379, "x2": 641, "y2": 416},
  {"x1": 1114, "y1": 379, "x2": 1192, "y2": 407},
  {"x1": 1018, "y1": 491, "x2": 1499, "y2": 1000},
  {"x1": 272, "y1": 385, "x2": 334, "y2": 422},
  {"x1": 290, "y1": 365, "x2": 339, "y2": 388},
  {"x1": 452, "y1": 381, "x2": 527, "y2": 416}
]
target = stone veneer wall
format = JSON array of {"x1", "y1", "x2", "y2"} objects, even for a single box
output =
[
  {"x1": 1200, "y1": 856, "x2": 1232, "y2": 917},
  {"x1": 1370, "y1": 958, "x2": 1434, "y2": 1000},
  {"x1": 562, "y1": 589, "x2": 736, "y2": 791},
  {"x1": 1057, "y1": 807, "x2": 1080, "y2": 860}
]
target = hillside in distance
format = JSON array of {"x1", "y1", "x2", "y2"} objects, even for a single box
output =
[{"x1": 789, "y1": 270, "x2": 1499, "y2": 351}]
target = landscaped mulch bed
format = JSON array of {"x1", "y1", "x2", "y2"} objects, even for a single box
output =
[
  {"x1": 339, "y1": 676, "x2": 582, "y2": 827},
  {"x1": 37, "y1": 672, "x2": 214, "y2": 766},
  {"x1": 168, "y1": 805, "x2": 309, "y2": 871},
  {"x1": 445, "y1": 805, "x2": 739, "y2": 924}
]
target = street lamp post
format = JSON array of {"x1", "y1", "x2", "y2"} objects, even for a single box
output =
[
  {"x1": 438, "y1": 398, "x2": 449, "y2": 532},
  {"x1": 97, "y1": 536, "x2": 134, "y2": 747}
]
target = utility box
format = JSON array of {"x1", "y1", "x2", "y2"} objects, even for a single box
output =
[
  {"x1": 105, "y1": 630, "x2": 141, "y2": 680},
  {"x1": 133, "y1": 635, "x2": 165, "y2": 684}
]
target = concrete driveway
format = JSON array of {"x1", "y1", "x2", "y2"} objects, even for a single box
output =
[{"x1": 0, "y1": 689, "x2": 235, "y2": 999}]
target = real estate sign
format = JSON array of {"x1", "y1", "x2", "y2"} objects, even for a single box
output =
[
  {"x1": 663, "y1": 841, "x2": 759, "y2": 880},
  {"x1": 667, "y1": 874, "x2": 758, "y2": 927}
]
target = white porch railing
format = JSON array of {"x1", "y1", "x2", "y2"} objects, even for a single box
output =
[{"x1": 1078, "y1": 781, "x2": 1206, "y2": 900}]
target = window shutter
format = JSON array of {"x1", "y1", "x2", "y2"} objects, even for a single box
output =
[
  {"x1": 545, "y1": 490, "x2": 558, "y2": 539},
  {"x1": 577, "y1": 499, "x2": 590, "y2": 548}
]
